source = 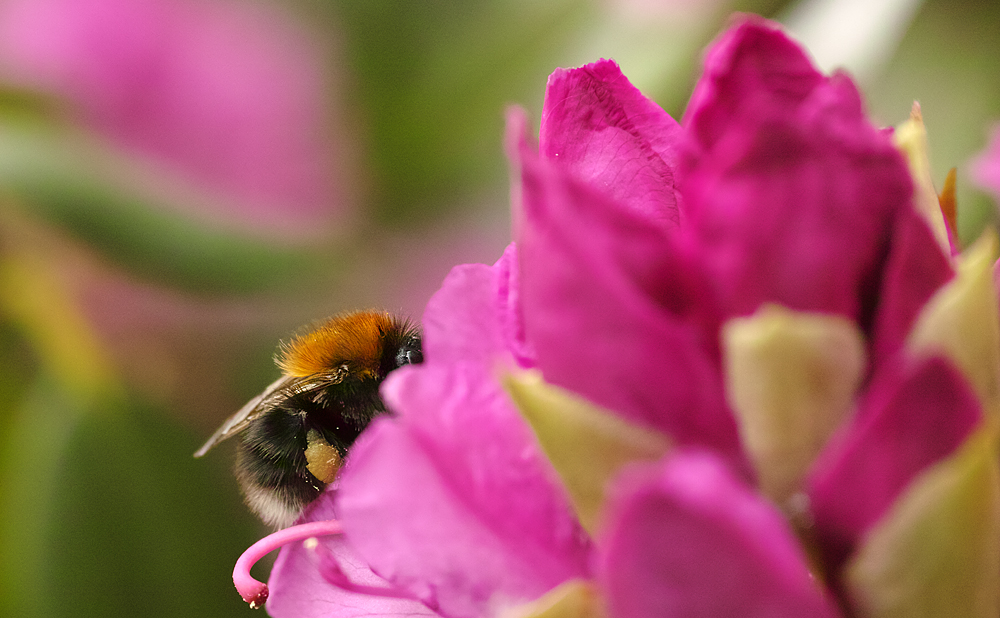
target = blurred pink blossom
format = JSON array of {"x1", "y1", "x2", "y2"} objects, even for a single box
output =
[
  {"x1": 972, "y1": 124, "x2": 1000, "y2": 205},
  {"x1": 0, "y1": 0, "x2": 350, "y2": 233}
]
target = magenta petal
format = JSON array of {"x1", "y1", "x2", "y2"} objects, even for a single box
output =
[
  {"x1": 680, "y1": 19, "x2": 911, "y2": 320},
  {"x1": 493, "y1": 243, "x2": 537, "y2": 368},
  {"x1": 422, "y1": 259, "x2": 505, "y2": 367},
  {"x1": 337, "y1": 363, "x2": 589, "y2": 618},
  {"x1": 423, "y1": 243, "x2": 535, "y2": 368},
  {"x1": 541, "y1": 59, "x2": 683, "y2": 225},
  {"x1": 512, "y1": 121, "x2": 740, "y2": 459},
  {"x1": 600, "y1": 452, "x2": 840, "y2": 618},
  {"x1": 870, "y1": 208, "x2": 954, "y2": 367},
  {"x1": 681, "y1": 76, "x2": 910, "y2": 320},
  {"x1": 807, "y1": 355, "x2": 983, "y2": 572},
  {"x1": 265, "y1": 495, "x2": 441, "y2": 618},
  {"x1": 683, "y1": 16, "x2": 823, "y2": 153}
]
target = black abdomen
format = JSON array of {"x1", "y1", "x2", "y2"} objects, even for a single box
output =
[{"x1": 234, "y1": 381, "x2": 384, "y2": 527}]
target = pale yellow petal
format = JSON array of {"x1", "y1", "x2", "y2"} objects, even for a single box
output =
[
  {"x1": 908, "y1": 229, "x2": 1000, "y2": 418},
  {"x1": 504, "y1": 370, "x2": 670, "y2": 534},
  {"x1": 500, "y1": 580, "x2": 605, "y2": 618},
  {"x1": 894, "y1": 102, "x2": 951, "y2": 255},
  {"x1": 844, "y1": 426, "x2": 1000, "y2": 618},
  {"x1": 722, "y1": 304, "x2": 866, "y2": 505}
]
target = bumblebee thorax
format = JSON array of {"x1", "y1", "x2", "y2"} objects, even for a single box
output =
[{"x1": 277, "y1": 311, "x2": 396, "y2": 378}]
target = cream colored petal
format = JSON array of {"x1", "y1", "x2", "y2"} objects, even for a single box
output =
[
  {"x1": 504, "y1": 370, "x2": 671, "y2": 535},
  {"x1": 894, "y1": 102, "x2": 951, "y2": 255},
  {"x1": 844, "y1": 426, "x2": 1000, "y2": 618},
  {"x1": 500, "y1": 580, "x2": 605, "y2": 618},
  {"x1": 908, "y1": 229, "x2": 1000, "y2": 418},
  {"x1": 722, "y1": 304, "x2": 866, "y2": 505}
]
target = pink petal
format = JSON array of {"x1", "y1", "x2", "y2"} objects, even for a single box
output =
[
  {"x1": 970, "y1": 123, "x2": 1000, "y2": 203},
  {"x1": 422, "y1": 243, "x2": 535, "y2": 369},
  {"x1": 599, "y1": 451, "x2": 840, "y2": 618},
  {"x1": 541, "y1": 59, "x2": 683, "y2": 225},
  {"x1": 807, "y1": 355, "x2": 983, "y2": 572},
  {"x1": 337, "y1": 363, "x2": 590, "y2": 618},
  {"x1": 870, "y1": 207, "x2": 954, "y2": 368},
  {"x1": 683, "y1": 16, "x2": 823, "y2": 154},
  {"x1": 679, "y1": 17, "x2": 911, "y2": 320},
  {"x1": 493, "y1": 243, "x2": 537, "y2": 368},
  {"x1": 421, "y1": 260, "x2": 505, "y2": 367},
  {"x1": 511, "y1": 118, "x2": 742, "y2": 460},
  {"x1": 265, "y1": 495, "x2": 442, "y2": 618}
]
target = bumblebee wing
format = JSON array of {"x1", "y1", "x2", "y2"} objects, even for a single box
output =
[{"x1": 193, "y1": 375, "x2": 290, "y2": 457}]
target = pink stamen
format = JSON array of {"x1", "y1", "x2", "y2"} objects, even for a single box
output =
[{"x1": 233, "y1": 519, "x2": 344, "y2": 609}]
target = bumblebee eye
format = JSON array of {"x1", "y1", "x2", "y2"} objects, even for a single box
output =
[
  {"x1": 406, "y1": 347, "x2": 423, "y2": 365},
  {"x1": 396, "y1": 336, "x2": 423, "y2": 368}
]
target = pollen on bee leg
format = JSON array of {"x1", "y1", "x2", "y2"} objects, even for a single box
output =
[
  {"x1": 233, "y1": 520, "x2": 345, "y2": 609},
  {"x1": 305, "y1": 429, "x2": 342, "y2": 483}
]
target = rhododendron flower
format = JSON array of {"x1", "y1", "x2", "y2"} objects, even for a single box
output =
[
  {"x1": 231, "y1": 14, "x2": 1000, "y2": 618},
  {"x1": 0, "y1": 0, "x2": 346, "y2": 232}
]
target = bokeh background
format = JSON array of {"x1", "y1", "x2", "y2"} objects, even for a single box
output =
[{"x1": 0, "y1": 0, "x2": 996, "y2": 616}]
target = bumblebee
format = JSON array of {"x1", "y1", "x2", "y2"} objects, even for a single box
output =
[{"x1": 195, "y1": 310, "x2": 423, "y2": 527}]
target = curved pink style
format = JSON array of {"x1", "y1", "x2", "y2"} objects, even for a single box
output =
[{"x1": 233, "y1": 520, "x2": 344, "y2": 609}]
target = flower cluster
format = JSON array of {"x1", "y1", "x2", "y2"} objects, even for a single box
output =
[{"x1": 237, "y1": 15, "x2": 1000, "y2": 618}]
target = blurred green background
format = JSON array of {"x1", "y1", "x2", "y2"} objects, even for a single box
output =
[{"x1": 0, "y1": 0, "x2": 996, "y2": 616}]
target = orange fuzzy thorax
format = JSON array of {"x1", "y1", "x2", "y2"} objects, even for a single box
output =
[{"x1": 276, "y1": 311, "x2": 395, "y2": 378}]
